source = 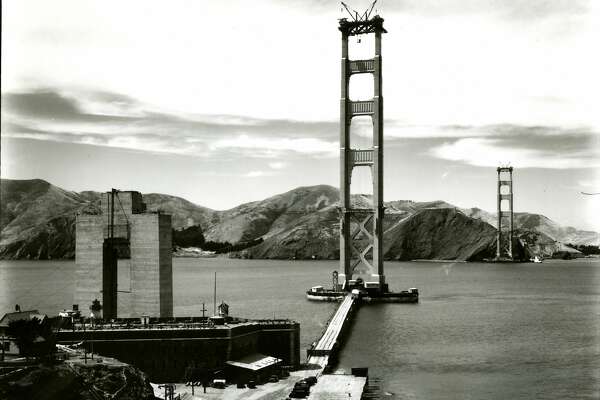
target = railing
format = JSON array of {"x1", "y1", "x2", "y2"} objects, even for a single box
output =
[
  {"x1": 58, "y1": 318, "x2": 297, "y2": 333},
  {"x1": 351, "y1": 149, "x2": 373, "y2": 165},
  {"x1": 349, "y1": 59, "x2": 375, "y2": 74},
  {"x1": 252, "y1": 319, "x2": 297, "y2": 325},
  {"x1": 350, "y1": 100, "x2": 374, "y2": 115}
]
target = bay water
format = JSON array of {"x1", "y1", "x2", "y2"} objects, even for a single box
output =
[{"x1": 1, "y1": 258, "x2": 598, "y2": 399}]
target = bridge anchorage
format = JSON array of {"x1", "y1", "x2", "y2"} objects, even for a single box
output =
[{"x1": 306, "y1": 2, "x2": 418, "y2": 305}]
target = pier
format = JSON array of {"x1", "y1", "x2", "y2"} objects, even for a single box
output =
[{"x1": 55, "y1": 318, "x2": 300, "y2": 382}]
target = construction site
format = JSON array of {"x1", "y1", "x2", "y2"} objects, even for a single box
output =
[{"x1": 2, "y1": 1, "x2": 525, "y2": 398}]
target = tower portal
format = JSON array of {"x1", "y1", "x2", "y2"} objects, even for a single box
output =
[{"x1": 338, "y1": 11, "x2": 387, "y2": 291}]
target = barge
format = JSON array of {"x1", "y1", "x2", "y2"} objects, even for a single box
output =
[
  {"x1": 306, "y1": 277, "x2": 418, "y2": 303},
  {"x1": 306, "y1": 286, "x2": 345, "y2": 301}
]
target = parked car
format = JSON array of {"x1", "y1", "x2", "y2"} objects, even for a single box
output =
[
  {"x1": 304, "y1": 376, "x2": 317, "y2": 386},
  {"x1": 290, "y1": 380, "x2": 310, "y2": 398},
  {"x1": 247, "y1": 380, "x2": 257, "y2": 389},
  {"x1": 236, "y1": 382, "x2": 246, "y2": 388},
  {"x1": 289, "y1": 389, "x2": 309, "y2": 399},
  {"x1": 212, "y1": 379, "x2": 226, "y2": 389},
  {"x1": 268, "y1": 375, "x2": 279, "y2": 383}
]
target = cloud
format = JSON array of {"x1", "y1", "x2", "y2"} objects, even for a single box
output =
[
  {"x1": 386, "y1": 124, "x2": 491, "y2": 139},
  {"x1": 268, "y1": 162, "x2": 287, "y2": 169},
  {"x1": 244, "y1": 170, "x2": 274, "y2": 178},
  {"x1": 326, "y1": 0, "x2": 590, "y2": 21},
  {"x1": 1, "y1": 87, "x2": 338, "y2": 158},
  {"x1": 431, "y1": 137, "x2": 600, "y2": 169},
  {"x1": 210, "y1": 135, "x2": 337, "y2": 157},
  {"x1": 3, "y1": 88, "x2": 597, "y2": 170},
  {"x1": 384, "y1": 124, "x2": 600, "y2": 140}
]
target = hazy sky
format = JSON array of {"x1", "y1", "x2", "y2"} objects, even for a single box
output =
[{"x1": 1, "y1": 0, "x2": 599, "y2": 231}]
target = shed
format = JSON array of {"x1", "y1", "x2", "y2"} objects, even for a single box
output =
[{"x1": 225, "y1": 353, "x2": 282, "y2": 384}]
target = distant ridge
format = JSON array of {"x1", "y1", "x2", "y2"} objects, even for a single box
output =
[{"x1": 0, "y1": 178, "x2": 596, "y2": 260}]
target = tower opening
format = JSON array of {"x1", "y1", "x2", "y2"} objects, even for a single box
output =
[
  {"x1": 349, "y1": 74, "x2": 374, "y2": 101},
  {"x1": 349, "y1": 116, "x2": 374, "y2": 149}
]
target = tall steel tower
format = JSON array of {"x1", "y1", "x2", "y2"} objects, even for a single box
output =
[
  {"x1": 338, "y1": 3, "x2": 387, "y2": 291},
  {"x1": 496, "y1": 166, "x2": 514, "y2": 260}
]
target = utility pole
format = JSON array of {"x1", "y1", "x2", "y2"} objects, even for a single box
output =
[{"x1": 213, "y1": 272, "x2": 217, "y2": 316}]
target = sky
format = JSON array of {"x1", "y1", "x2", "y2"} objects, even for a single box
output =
[{"x1": 1, "y1": 0, "x2": 599, "y2": 231}]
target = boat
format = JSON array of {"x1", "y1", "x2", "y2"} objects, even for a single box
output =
[
  {"x1": 306, "y1": 282, "x2": 419, "y2": 303},
  {"x1": 360, "y1": 287, "x2": 419, "y2": 303}
]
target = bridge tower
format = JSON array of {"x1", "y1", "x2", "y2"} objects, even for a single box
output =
[
  {"x1": 338, "y1": 3, "x2": 387, "y2": 291},
  {"x1": 496, "y1": 166, "x2": 514, "y2": 260}
]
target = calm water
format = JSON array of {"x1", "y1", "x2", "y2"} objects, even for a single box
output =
[{"x1": 1, "y1": 258, "x2": 599, "y2": 399}]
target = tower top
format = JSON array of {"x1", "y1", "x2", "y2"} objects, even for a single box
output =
[{"x1": 339, "y1": 1, "x2": 387, "y2": 36}]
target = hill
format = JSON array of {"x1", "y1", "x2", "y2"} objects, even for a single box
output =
[
  {"x1": 0, "y1": 178, "x2": 594, "y2": 260},
  {"x1": 0, "y1": 179, "x2": 84, "y2": 259}
]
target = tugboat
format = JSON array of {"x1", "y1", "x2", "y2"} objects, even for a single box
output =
[{"x1": 306, "y1": 271, "x2": 345, "y2": 301}]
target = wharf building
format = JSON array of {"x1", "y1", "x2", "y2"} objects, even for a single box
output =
[{"x1": 56, "y1": 317, "x2": 300, "y2": 383}]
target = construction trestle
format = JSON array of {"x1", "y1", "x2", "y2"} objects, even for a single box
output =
[{"x1": 307, "y1": 295, "x2": 359, "y2": 371}]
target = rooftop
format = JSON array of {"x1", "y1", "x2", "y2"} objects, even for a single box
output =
[{"x1": 0, "y1": 310, "x2": 46, "y2": 328}]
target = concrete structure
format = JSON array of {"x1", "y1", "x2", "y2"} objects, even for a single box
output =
[
  {"x1": 496, "y1": 167, "x2": 514, "y2": 260},
  {"x1": 75, "y1": 190, "x2": 173, "y2": 318},
  {"x1": 56, "y1": 319, "x2": 300, "y2": 382},
  {"x1": 338, "y1": 13, "x2": 387, "y2": 290}
]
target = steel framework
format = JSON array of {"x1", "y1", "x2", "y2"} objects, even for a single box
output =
[{"x1": 496, "y1": 167, "x2": 514, "y2": 260}]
